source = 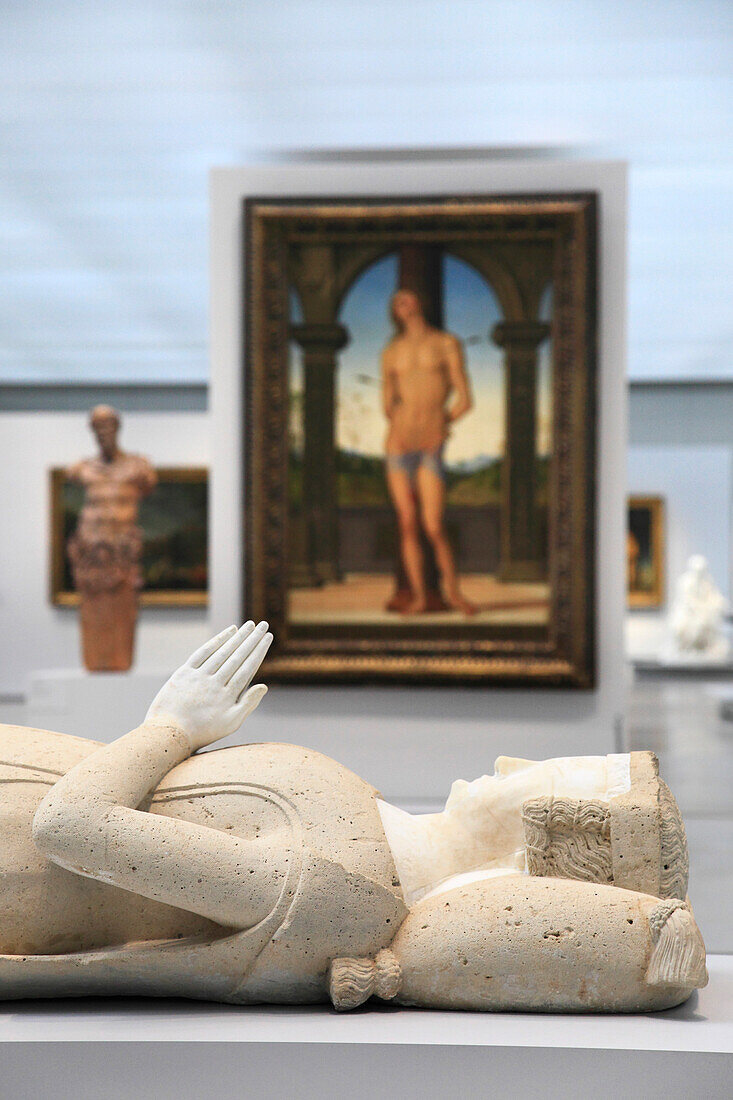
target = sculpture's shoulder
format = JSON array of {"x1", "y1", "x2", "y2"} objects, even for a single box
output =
[
  {"x1": 119, "y1": 452, "x2": 156, "y2": 491},
  {"x1": 436, "y1": 327, "x2": 461, "y2": 353},
  {"x1": 65, "y1": 457, "x2": 98, "y2": 484},
  {"x1": 125, "y1": 451, "x2": 154, "y2": 471}
]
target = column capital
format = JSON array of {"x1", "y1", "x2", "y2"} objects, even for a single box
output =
[
  {"x1": 290, "y1": 323, "x2": 349, "y2": 353},
  {"x1": 491, "y1": 320, "x2": 550, "y2": 349}
]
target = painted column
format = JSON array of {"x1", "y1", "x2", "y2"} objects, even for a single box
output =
[
  {"x1": 492, "y1": 320, "x2": 550, "y2": 582},
  {"x1": 291, "y1": 322, "x2": 349, "y2": 585}
]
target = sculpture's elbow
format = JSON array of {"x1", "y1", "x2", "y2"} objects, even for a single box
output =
[
  {"x1": 32, "y1": 790, "x2": 97, "y2": 867},
  {"x1": 32, "y1": 795, "x2": 69, "y2": 858}
]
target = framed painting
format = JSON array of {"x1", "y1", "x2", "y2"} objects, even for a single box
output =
[
  {"x1": 244, "y1": 192, "x2": 597, "y2": 685},
  {"x1": 627, "y1": 495, "x2": 665, "y2": 609},
  {"x1": 51, "y1": 466, "x2": 208, "y2": 607}
]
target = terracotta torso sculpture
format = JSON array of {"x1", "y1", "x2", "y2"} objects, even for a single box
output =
[
  {"x1": 0, "y1": 624, "x2": 707, "y2": 1011},
  {"x1": 67, "y1": 406, "x2": 156, "y2": 670}
]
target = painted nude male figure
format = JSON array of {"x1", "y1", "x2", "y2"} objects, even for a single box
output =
[
  {"x1": 1, "y1": 623, "x2": 706, "y2": 1010},
  {"x1": 382, "y1": 290, "x2": 476, "y2": 615},
  {"x1": 67, "y1": 405, "x2": 157, "y2": 671}
]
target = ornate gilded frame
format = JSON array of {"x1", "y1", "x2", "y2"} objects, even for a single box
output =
[
  {"x1": 244, "y1": 193, "x2": 597, "y2": 685},
  {"x1": 627, "y1": 495, "x2": 666, "y2": 610},
  {"x1": 50, "y1": 466, "x2": 209, "y2": 608}
]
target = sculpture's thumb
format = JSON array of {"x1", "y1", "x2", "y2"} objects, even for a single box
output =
[{"x1": 236, "y1": 683, "x2": 268, "y2": 721}]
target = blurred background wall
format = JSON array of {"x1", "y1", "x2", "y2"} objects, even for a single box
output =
[{"x1": 1, "y1": 0, "x2": 732, "y2": 688}]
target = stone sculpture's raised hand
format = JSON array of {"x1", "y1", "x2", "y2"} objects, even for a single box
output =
[{"x1": 145, "y1": 621, "x2": 273, "y2": 752}]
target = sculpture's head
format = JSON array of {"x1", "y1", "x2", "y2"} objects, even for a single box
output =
[
  {"x1": 390, "y1": 289, "x2": 424, "y2": 331},
  {"x1": 90, "y1": 405, "x2": 121, "y2": 461},
  {"x1": 688, "y1": 554, "x2": 708, "y2": 577}
]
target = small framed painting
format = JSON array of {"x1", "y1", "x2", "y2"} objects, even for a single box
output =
[
  {"x1": 50, "y1": 467, "x2": 208, "y2": 607},
  {"x1": 627, "y1": 495, "x2": 665, "y2": 609}
]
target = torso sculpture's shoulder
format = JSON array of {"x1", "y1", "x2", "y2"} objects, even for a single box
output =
[
  {"x1": 66, "y1": 457, "x2": 98, "y2": 484},
  {"x1": 118, "y1": 452, "x2": 156, "y2": 491}
]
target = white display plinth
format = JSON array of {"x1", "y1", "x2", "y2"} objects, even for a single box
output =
[{"x1": 2, "y1": 958, "x2": 731, "y2": 1099}]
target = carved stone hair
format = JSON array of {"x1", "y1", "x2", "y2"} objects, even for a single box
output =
[{"x1": 328, "y1": 948, "x2": 402, "y2": 1011}]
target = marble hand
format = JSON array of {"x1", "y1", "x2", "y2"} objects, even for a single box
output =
[{"x1": 145, "y1": 622, "x2": 273, "y2": 752}]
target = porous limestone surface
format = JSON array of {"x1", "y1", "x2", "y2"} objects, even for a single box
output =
[
  {"x1": 0, "y1": 625, "x2": 710, "y2": 1012},
  {"x1": 393, "y1": 874, "x2": 693, "y2": 1012}
]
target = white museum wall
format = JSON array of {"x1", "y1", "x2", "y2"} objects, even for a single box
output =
[
  {"x1": 209, "y1": 158, "x2": 628, "y2": 802},
  {"x1": 0, "y1": 410, "x2": 212, "y2": 695},
  {"x1": 626, "y1": 445, "x2": 732, "y2": 660}
]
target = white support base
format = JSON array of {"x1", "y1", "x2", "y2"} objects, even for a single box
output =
[{"x1": 2, "y1": 957, "x2": 731, "y2": 1100}]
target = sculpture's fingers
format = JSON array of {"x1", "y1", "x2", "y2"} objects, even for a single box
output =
[
  {"x1": 203, "y1": 621, "x2": 257, "y2": 672},
  {"x1": 186, "y1": 624, "x2": 237, "y2": 669},
  {"x1": 230, "y1": 632, "x2": 273, "y2": 697},
  {"x1": 219, "y1": 620, "x2": 270, "y2": 684},
  {"x1": 232, "y1": 683, "x2": 268, "y2": 721}
]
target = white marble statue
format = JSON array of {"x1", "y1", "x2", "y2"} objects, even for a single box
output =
[
  {"x1": 668, "y1": 554, "x2": 730, "y2": 662},
  {"x1": 1, "y1": 623, "x2": 707, "y2": 1012}
]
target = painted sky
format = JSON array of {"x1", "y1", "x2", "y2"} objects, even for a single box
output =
[{"x1": 291, "y1": 251, "x2": 552, "y2": 464}]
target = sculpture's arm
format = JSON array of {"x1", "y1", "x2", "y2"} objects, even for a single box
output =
[
  {"x1": 136, "y1": 456, "x2": 157, "y2": 496},
  {"x1": 32, "y1": 623, "x2": 287, "y2": 930},
  {"x1": 65, "y1": 460, "x2": 86, "y2": 484}
]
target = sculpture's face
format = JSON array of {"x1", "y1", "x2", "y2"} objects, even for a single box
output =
[
  {"x1": 444, "y1": 773, "x2": 493, "y2": 811},
  {"x1": 689, "y1": 555, "x2": 708, "y2": 577},
  {"x1": 92, "y1": 416, "x2": 119, "y2": 459}
]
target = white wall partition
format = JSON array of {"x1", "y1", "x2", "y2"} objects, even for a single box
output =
[{"x1": 210, "y1": 158, "x2": 628, "y2": 804}]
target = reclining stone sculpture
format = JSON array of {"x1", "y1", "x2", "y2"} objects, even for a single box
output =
[{"x1": 0, "y1": 622, "x2": 707, "y2": 1011}]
